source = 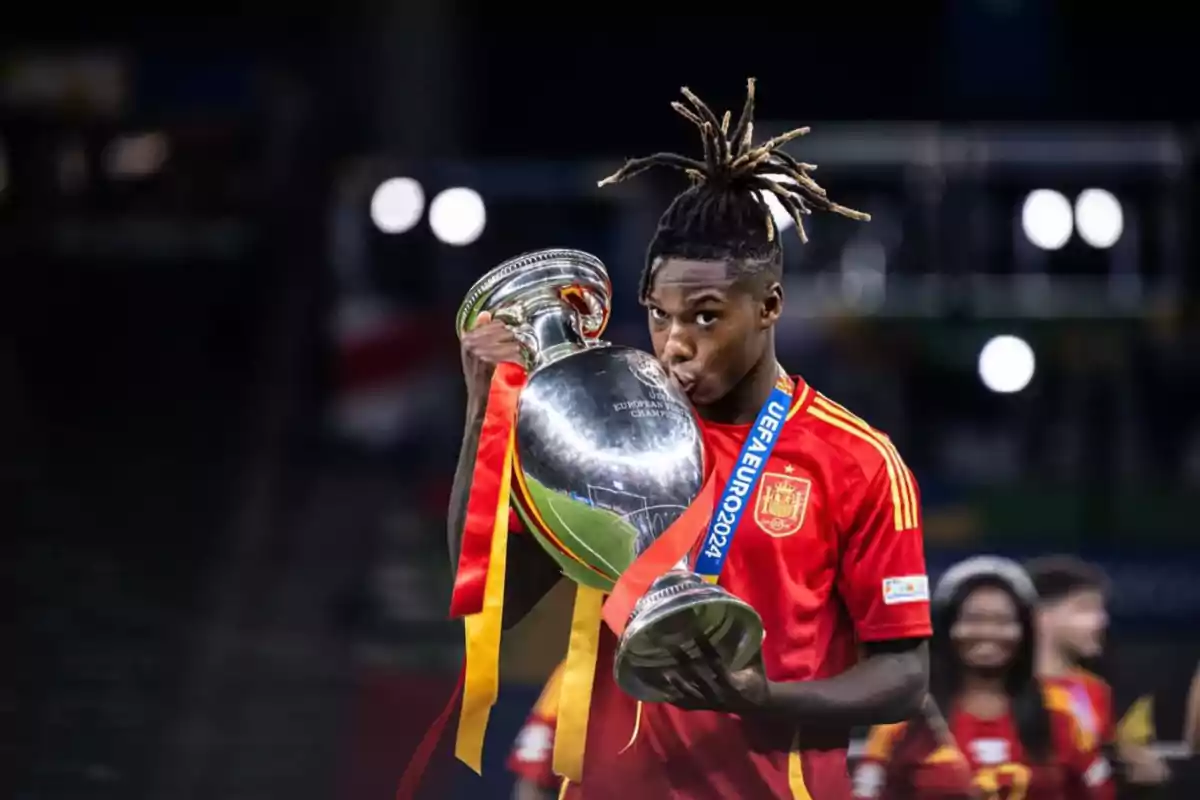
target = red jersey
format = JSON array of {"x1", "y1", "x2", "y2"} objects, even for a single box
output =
[
  {"x1": 507, "y1": 663, "x2": 565, "y2": 790},
  {"x1": 535, "y1": 379, "x2": 932, "y2": 799},
  {"x1": 852, "y1": 684, "x2": 1114, "y2": 800},
  {"x1": 1043, "y1": 670, "x2": 1114, "y2": 745}
]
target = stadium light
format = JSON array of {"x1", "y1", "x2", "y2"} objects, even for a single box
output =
[
  {"x1": 429, "y1": 187, "x2": 487, "y2": 246},
  {"x1": 1074, "y1": 188, "x2": 1123, "y2": 249},
  {"x1": 978, "y1": 334, "x2": 1035, "y2": 394},
  {"x1": 1020, "y1": 189, "x2": 1073, "y2": 251},
  {"x1": 370, "y1": 177, "x2": 425, "y2": 234}
]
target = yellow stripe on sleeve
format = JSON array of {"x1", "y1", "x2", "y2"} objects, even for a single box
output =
[{"x1": 807, "y1": 395, "x2": 919, "y2": 531}]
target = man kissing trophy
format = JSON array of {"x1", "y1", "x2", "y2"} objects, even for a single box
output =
[{"x1": 453, "y1": 247, "x2": 764, "y2": 701}]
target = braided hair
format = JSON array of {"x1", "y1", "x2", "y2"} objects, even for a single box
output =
[{"x1": 598, "y1": 78, "x2": 870, "y2": 299}]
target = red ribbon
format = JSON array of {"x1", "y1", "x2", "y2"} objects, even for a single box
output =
[
  {"x1": 448, "y1": 363, "x2": 527, "y2": 619},
  {"x1": 394, "y1": 666, "x2": 465, "y2": 800},
  {"x1": 398, "y1": 362, "x2": 526, "y2": 798},
  {"x1": 601, "y1": 473, "x2": 717, "y2": 637}
]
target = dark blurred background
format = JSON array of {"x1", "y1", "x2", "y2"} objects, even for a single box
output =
[{"x1": 4, "y1": 6, "x2": 1200, "y2": 799}]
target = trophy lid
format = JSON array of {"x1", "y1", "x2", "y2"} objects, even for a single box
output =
[{"x1": 455, "y1": 248, "x2": 612, "y2": 340}]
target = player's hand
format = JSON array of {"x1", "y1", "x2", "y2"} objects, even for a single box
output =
[
  {"x1": 659, "y1": 637, "x2": 770, "y2": 715},
  {"x1": 461, "y1": 311, "x2": 525, "y2": 408},
  {"x1": 1121, "y1": 744, "x2": 1170, "y2": 785}
]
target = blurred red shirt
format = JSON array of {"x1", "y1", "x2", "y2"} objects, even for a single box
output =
[
  {"x1": 852, "y1": 684, "x2": 1114, "y2": 800},
  {"x1": 514, "y1": 378, "x2": 932, "y2": 799},
  {"x1": 1043, "y1": 669, "x2": 1114, "y2": 745}
]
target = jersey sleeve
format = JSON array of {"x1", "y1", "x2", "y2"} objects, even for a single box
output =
[
  {"x1": 506, "y1": 665, "x2": 564, "y2": 789},
  {"x1": 836, "y1": 456, "x2": 932, "y2": 642},
  {"x1": 508, "y1": 506, "x2": 526, "y2": 534}
]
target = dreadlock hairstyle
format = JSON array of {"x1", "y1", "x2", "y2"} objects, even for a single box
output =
[{"x1": 598, "y1": 78, "x2": 870, "y2": 299}]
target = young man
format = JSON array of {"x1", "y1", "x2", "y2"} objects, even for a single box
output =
[
  {"x1": 508, "y1": 663, "x2": 565, "y2": 800},
  {"x1": 451, "y1": 79, "x2": 932, "y2": 798},
  {"x1": 1027, "y1": 556, "x2": 1170, "y2": 787}
]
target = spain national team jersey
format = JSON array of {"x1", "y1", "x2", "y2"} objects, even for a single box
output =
[
  {"x1": 1044, "y1": 670, "x2": 1114, "y2": 746},
  {"x1": 852, "y1": 684, "x2": 1114, "y2": 800},
  {"x1": 507, "y1": 663, "x2": 565, "y2": 790},
  {"x1": 514, "y1": 377, "x2": 932, "y2": 799}
]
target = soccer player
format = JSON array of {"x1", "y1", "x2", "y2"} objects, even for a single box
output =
[
  {"x1": 852, "y1": 556, "x2": 1114, "y2": 799},
  {"x1": 1027, "y1": 556, "x2": 1170, "y2": 786},
  {"x1": 451, "y1": 79, "x2": 932, "y2": 798},
  {"x1": 508, "y1": 663, "x2": 564, "y2": 800}
]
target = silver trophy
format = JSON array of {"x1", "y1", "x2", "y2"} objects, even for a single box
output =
[{"x1": 455, "y1": 248, "x2": 763, "y2": 702}]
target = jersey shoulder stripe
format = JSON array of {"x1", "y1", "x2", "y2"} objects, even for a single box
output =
[{"x1": 805, "y1": 393, "x2": 919, "y2": 531}]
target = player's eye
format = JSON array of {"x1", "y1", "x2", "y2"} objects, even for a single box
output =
[
  {"x1": 695, "y1": 311, "x2": 719, "y2": 328},
  {"x1": 647, "y1": 306, "x2": 669, "y2": 323}
]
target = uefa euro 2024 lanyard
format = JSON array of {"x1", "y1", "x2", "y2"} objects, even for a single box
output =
[{"x1": 691, "y1": 367, "x2": 794, "y2": 583}]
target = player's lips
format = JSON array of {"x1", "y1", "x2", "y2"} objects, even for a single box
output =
[{"x1": 669, "y1": 370, "x2": 698, "y2": 396}]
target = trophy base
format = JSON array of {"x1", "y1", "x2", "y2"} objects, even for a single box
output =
[{"x1": 613, "y1": 571, "x2": 764, "y2": 703}]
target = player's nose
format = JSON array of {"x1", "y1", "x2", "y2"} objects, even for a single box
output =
[{"x1": 660, "y1": 325, "x2": 695, "y2": 366}]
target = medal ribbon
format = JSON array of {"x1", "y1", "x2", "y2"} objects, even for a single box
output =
[{"x1": 692, "y1": 371, "x2": 794, "y2": 582}]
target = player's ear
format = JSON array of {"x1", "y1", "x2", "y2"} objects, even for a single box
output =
[{"x1": 760, "y1": 281, "x2": 783, "y2": 328}]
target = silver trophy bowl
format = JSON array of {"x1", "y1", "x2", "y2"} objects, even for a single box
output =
[{"x1": 456, "y1": 248, "x2": 763, "y2": 703}]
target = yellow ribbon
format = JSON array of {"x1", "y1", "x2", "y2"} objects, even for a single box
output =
[
  {"x1": 553, "y1": 584, "x2": 604, "y2": 783},
  {"x1": 455, "y1": 429, "x2": 515, "y2": 773}
]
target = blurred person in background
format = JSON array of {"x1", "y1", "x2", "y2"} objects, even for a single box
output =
[
  {"x1": 508, "y1": 663, "x2": 564, "y2": 800},
  {"x1": 1028, "y1": 556, "x2": 1170, "y2": 788},
  {"x1": 452, "y1": 79, "x2": 930, "y2": 799},
  {"x1": 852, "y1": 556, "x2": 1113, "y2": 799}
]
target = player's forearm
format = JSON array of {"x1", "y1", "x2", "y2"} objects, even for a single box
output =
[
  {"x1": 447, "y1": 402, "x2": 488, "y2": 572},
  {"x1": 761, "y1": 641, "x2": 928, "y2": 726},
  {"x1": 448, "y1": 402, "x2": 562, "y2": 629}
]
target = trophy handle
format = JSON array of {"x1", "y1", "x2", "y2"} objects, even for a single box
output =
[
  {"x1": 456, "y1": 249, "x2": 612, "y2": 342},
  {"x1": 493, "y1": 296, "x2": 588, "y2": 370},
  {"x1": 558, "y1": 283, "x2": 609, "y2": 340}
]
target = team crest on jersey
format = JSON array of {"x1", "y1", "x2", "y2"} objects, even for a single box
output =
[{"x1": 754, "y1": 471, "x2": 811, "y2": 537}]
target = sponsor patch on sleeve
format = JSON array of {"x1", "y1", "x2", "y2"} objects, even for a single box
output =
[{"x1": 882, "y1": 575, "x2": 930, "y2": 605}]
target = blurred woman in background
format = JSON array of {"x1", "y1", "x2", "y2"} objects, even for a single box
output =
[{"x1": 852, "y1": 556, "x2": 1113, "y2": 799}]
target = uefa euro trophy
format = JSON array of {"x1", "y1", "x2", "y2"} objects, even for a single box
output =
[{"x1": 455, "y1": 248, "x2": 764, "y2": 703}]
